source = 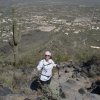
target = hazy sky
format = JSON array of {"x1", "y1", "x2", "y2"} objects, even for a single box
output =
[{"x1": 0, "y1": 0, "x2": 100, "y2": 6}]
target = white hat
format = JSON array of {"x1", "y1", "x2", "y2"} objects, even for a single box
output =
[{"x1": 45, "y1": 51, "x2": 51, "y2": 56}]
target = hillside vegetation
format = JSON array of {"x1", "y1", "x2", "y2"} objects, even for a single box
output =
[{"x1": 0, "y1": 4, "x2": 100, "y2": 100}]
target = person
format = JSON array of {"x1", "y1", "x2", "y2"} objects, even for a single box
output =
[{"x1": 37, "y1": 51, "x2": 59, "y2": 100}]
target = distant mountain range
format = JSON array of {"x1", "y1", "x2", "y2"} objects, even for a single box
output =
[{"x1": 0, "y1": 0, "x2": 100, "y2": 6}]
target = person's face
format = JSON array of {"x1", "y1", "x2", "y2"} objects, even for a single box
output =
[{"x1": 45, "y1": 55, "x2": 51, "y2": 61}]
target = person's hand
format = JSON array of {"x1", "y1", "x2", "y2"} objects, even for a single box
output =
[{"x1": 56, "y1": 64, "x2": 60, "y2": 69}]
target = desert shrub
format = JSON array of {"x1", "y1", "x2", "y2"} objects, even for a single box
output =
[
  {"x1": 54, "y1": 54, "x2": 70, "y2": 63},
  {"x1": 88, "y1": 65, "x2": 98, "y2": 78},
  {"x1": 0, "y1": 72, "x2": 13, "y2": 87},
  {"x1": 18, "y1": 51, "x2": 43, "y2": 68},
  {"x1": 75, "y1": 50, "x2": 94, "y2": 63},
  {"x1": 80, "y1": 54, "x2": 100, "y2": 78},
  {"x1": 18, "y1": 55, "x2": 35, "y2": 67}
]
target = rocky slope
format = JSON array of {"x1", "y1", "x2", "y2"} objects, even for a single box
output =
[{"x1": 0, "y1": 61, "x2": 100, "y2": 100}]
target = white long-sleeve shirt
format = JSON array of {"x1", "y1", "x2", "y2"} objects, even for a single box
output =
[{"x1": 37, "y1": 59, "x2": 56, "y2": 81}]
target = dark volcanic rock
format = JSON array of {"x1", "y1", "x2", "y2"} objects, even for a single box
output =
[
  {"x1": 0, "y1": 85, "x2": 13, "y2": 96},
  {"x1": 91, "y1": 86, "x2": 100, "y2": 95},
  {"x1": 91, "y1": 80, "x2": 100, "y2": 95},
  {"x1": 78, "y1": 88, "x2": 86, "y2": 95}
]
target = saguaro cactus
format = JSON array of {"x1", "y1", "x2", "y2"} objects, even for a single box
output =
[
  {"x1": 9, "y1": 8, "x2": 21, "y2": 66},
  {"x1": 9, "y1": 21, "x2": 21, "y2": 66}
]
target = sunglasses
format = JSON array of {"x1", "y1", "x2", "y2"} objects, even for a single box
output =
[{"x1": 45, "y1": 55, "x2": 50, "y2": 57}]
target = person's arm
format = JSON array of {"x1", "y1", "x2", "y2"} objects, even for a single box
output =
[
  {"x1": 51, "y1": 60, "x2": 60, "y2": 68},
  {"x1": 36, "y1": 60, "x2": 43, "y2": 77},
  {"x1": 51, "y1": 60, "x2": 57, "y2": 67},
  {"x1": 37, "y1": 60, "x2": 43, "y2": 71}
]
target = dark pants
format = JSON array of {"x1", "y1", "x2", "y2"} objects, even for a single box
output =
[
  {"x1": 40, "y1": 78, "x2": 52, "y2": 85},
  {"x1": 30, "y1": 78, "x2": 57, "y2": 100},
  {"x1": 39, "y1": 78, "x2": 53, "y2": 100},
  {"x1": 30, "y1": 78, "x2": 52, "y2": 91}
]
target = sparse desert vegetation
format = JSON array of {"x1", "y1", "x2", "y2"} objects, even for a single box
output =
[{"x1": 0, "y1": 1, "x2": 100, "y2": 100}]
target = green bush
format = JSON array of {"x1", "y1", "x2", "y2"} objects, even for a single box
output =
[
  {"x1": 75, "y1": 50, "x2": 94, "y2": 63},
  {"x1": 55, "y1": 54, "x2": 70, "y2": 63},
  {"x1": 18, "y1": 51, "x2": 43, "y2": 67}
]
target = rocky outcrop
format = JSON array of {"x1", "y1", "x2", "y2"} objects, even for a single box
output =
[
  {"x1": 0, "y1": 62, "x2": 100, "y2": 100},
  {"x1": 0, "y1": 85, "x2": 13, "y2": 96},
  {"x1": 0, "y1": 94, "x2": 38, "y2": 100}
]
